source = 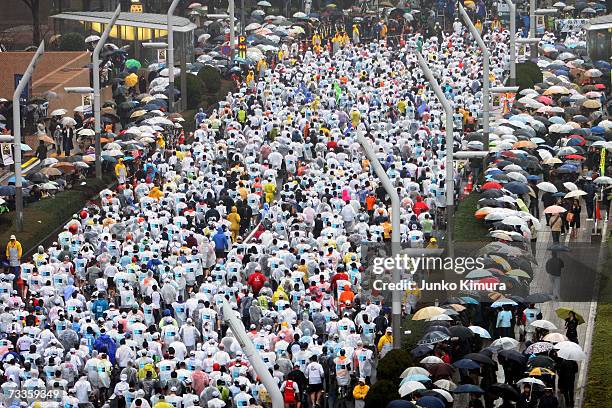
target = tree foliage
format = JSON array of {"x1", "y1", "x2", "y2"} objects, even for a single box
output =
[
  {"x1": 511, "y1": 61, "x2": 543, "y2": 91},
  {"x1": 197, "y1": 65, "x2": 222, "y2": 93},
  {"x1": 364, "y1": 379, "x2": 400, "y2": 408},
  {"x1": 59, "y1": 33, "x2": 86, "y2": 51},
  {"x1": 185, "y1": 73, "x2": 205, "y2": 110},
  {"x1": 376, "y1": 349, "x2": 414, "y2": 385}
]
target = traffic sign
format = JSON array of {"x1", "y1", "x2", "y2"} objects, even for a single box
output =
[{"x1": 221, "y1": 45, "x2": 231, "y2": 56}]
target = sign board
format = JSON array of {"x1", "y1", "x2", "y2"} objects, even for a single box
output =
[
  {"x1": 130, "y1": 2, "x2": 144, "y2": 13},
  {"x1": 14, "y1": 74, "x2": 29, "y2": 103},
  {"x1": 555, "y1": 18, "x2": 589, "y2": 34},
  {"x1": 1, "y1": 143, "x2": 14, "y2": 166},
  {"x1": 221, "y1": 45, "x2": 231, "y2": 56},
  {"x1": 536, "y1": 15, "x2": 545, "y2": 35},
  {"x1": 238, "y1": 35, "x2": 247, "y2": 59},
  {"x1": 157, "y1": 49, "x2": 166, "y2": 64}
]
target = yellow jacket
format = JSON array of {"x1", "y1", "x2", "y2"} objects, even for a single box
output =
[
  {"x1": 272, "y1": 287, "x2": 288, "y2": 303},
  {"x1": 6, "y1": 240, "x2": 22, "y2": 258},
  {"x1": 353, "y1": 384, "x2": 370, "y2": 400},
  {"x1": 227, "y1": 206, "x2": 241, "y2": 231},
  {"x1": 152, "y1": 402, "x2": 174, "y2": 408},
  {"x1": 377, "y1": 333, "x2": 393, "y2": 352},
  {"x1": 114, "y1": 162, "x2": 127, "y2": 177}
]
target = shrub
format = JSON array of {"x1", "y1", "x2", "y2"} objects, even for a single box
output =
[
  {"x1": 511, "y1": 61, "x2": 543, "y2": 91},
  {"x1": 185, "y1": 73, "x2": 205, "y2": 110},
  {"x1": 59, "y1": 33, "x2": 86, "y2": 51},
  {"x1": 197, "y1": 65, "x2": 222, "y2": 93},
  {"x1": 364, "y1": 379, "x2": 400, "y2": 408},
  {"x1": 376, "y1": 349, "x2": 414, "y2": 385}
]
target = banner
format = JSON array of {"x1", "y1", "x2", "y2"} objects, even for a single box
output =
[
  {"x1": 1, "y1": 143, "x2": 14, "y2": 166},
  {"x1": 600, "y1": 147, "x2": 606, "y2": 176},
  {"x1": 555, "y1": 19, "x2": 589, "y2": 34}
]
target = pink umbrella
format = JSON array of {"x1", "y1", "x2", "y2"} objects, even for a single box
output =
[{"x1": 544, "y1": 205, "x2": 567, "y2": 214}]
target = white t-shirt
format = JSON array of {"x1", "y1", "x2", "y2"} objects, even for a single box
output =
[{"x1": 305, "y1": 361, "x2": 324, "y2": 385}]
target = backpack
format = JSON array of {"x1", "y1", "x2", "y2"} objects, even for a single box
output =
[{"x1": 283, "y1": 380, "x2": 297, "y2": 404}]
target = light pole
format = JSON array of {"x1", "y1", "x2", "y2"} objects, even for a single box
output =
[
  {"x1": 93, "y1": 5, "x2": 121, "y2": 181},
  {"x1": 458, "y1": 3, "x2": 490, "y2": 164},
  {"x1": 167, "y1": 0, "x2": 180, "y2": 113},
  {"x1": 221, "y1": 300, "x2": 284, "y2": 408},
  {"x1": 356, "y1": 132, "x2": 402, "y2": 349},
  {"x1": 529, "y1": 0, "x2": 536, "y2": 59},
  {"x1": 229, "y1": 0, "x2": 236, "y2": 60},
  {"x1": 503, "y1": 0, "x2": 516, "y2": 86},
  {"x1": 12, "y1": 40, "x2": 45, "y2": 232},
  {"x1": 414, "y1": 51, "x2": 454, "y2": 256}
]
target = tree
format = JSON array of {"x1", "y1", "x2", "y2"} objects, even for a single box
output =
[
  {"x1": 185, "y1": 73, "x2": 205, "y2": 110},
  {"x1": 197, "y1": 66, "x2": 222, "y2": 94},
  {"x1": 21, "y1": 0, "x2": 41, "y2": 46},
  {"x1": 59, "y1": 33, "x2": 86, "y2": 51}
]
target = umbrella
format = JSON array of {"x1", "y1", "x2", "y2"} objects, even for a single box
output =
[
  {"x1": 78, "y1": 128, "x2": 96, "y2": 136},
  {"x1": 524, "y1": 293, "x2": 552, "y2": 303},
  {"x1": 468, "y1": 326, "x2": 491, "y2": 339},
  {"x1": 491, "y1": 337, "x2": 519, "y2": 350},
  {"x1": 517, "y1": 377, "x2": 545, "y2": 387},
  {"x1": 52, "y1": 162, "x2": 76, "y2": 173},
  {"x1": 543, "y1": 333, "x2": 568, "y2": 343},
  {"x1": 525, "y1": 342, "x2": 554, "y2": 354},
  {"x1": 453, "y1": 359, "x2": 480, "y2": 370},
  {"x1": 554, "y1": 341, "x2": 586, "y2": 361},
  {"x1": 499, "y1": 349, "x2": 527, "y2": 364},
  {"x1": 410, "y1": 344, "x2": 435, "y2": 359},
  {"x1": 482, "y1": 181, "x2": 503, "y2": 190},
  {"x1": 452, "y1": 384, "x2": 485, "y2": 394},
  {"x1": 433, "y1": 379, "x2": 456, "y2": 391},
  {"x1": 536, "y1": 182, "x2": 557, "y2": 193},
  {"x1": 403, "y1": 374, "x2": 433, "y2": 383},
  {"x1": 555, "y1": 307, "x2": 585, "y2": 324},
  {"x1": 529, "y1": 367, "x2": 556, "y2": 376},
  {"x1": 399, "y1": 381, "x2": 426, "y2": 397},
  {"x1": 418, "y1": 331, "x2": 450, "y2": 345},
  {"x1": 582, "y1": 99, "x2": 601, "y2": 109},
  {"x1": 530, "y1": 320, "x2": 557, "y2": 330},
  {"x1": 488, "y1": 383, "x2": 519, "y2": 401},
  {"x1": 39, "y1": 167, "x2": 62, "y2": 177},
  {"x1": 544, "y1": 205, "x2": 566, "y2": 214},
  {"x1": 413, "y1": 306, "x2": 446, "y2": 321},
  {"x1": 85, "y1": 35, "x2": 100, "y2": 43},
  {"x1": 38, "y1": 135, "x2": 54, "y2": 144},
  {"x1": 421, "y1": 356, "x2": 445, "y2": 364},
  {"x1": 401, "y1": 366, "x2": 431, "y2": 379},
  {"x1": 50, "y1": 108, "x2": 67, "y2": 116},
  {"x1": 415, "y1": 396, "x2": 444, "y2": 408},
  {"x1": 61, "y1": 117, "x2": 77, "y2": 126},
  {"x1": 594, "y1": 176, "x2": 612, "y2": 185},
  {"x1": 464, "y1": 353, "x2": 496, "y2": 365},
  {"x1": 125, "y1": 59, "x2": 142, "y2": 70},
  {"x1": 257, "y1": 0, "x2": 272, "y2": 6}
]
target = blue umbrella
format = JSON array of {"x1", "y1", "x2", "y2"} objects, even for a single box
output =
[
  {"x1": 0, "y1": 185, "x2": 16, "y2": 196},
  {"x1": 527, "y1": 175, "x2": 541, "y2": 181},
  {"x1": 594, "y1": 60, "x2": 611, "y2": 71},
  {"x1": 557, "y1": 164, "x2": 579, "y2": 173},
  {"x1": 452, "y1": 384, "x2": 485, "y2": 394},
  {"x1": 403, "y1": 374, "x2": 432, "y2": 383},
  {"x1": 411, "y1": 344, "x2": 434, "y2": 359},
  {"x1": 7, "y1": 177, "x2": 31, "y2": 187},
  {"x1": 453, "y1": 359, "x2": 481, "y2": 370},
  {"x1": 504, "y1": 181, "x2": 529, "y2": 194},
  {"x1": 415, "y1": 396, "x2": 445, "y2": 408},
  {"x1": 460, "y1": 296, "x2": 480, "y2": 305},
  {"x1": 591, "y1": 126, "x2": 605, "y2": 134},
  {"x1": 566, "y1": 138, "x2": 584, "y2": 146}
]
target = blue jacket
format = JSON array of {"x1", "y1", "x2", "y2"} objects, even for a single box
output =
[
  {"x1": 93, "y1": 334, "x2": 117, "y2": 365},
  {"x1": 212, "y1": 228, "x2": 229, "y2": 251}
]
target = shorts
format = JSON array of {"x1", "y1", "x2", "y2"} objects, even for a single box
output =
[{"x1": 308, "y1": 383, "x2": 323, "y2": 393}]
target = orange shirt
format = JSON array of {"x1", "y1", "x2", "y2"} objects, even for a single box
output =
[{"x1": 365, "y1": 195, "x2": 376, "y2": 211}]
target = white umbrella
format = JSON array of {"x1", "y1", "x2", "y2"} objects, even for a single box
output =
[
  {"x1": 491, "y1": 337, "x2": 519, "y2": 350},
  {"x1": 554, "y1": 341, "x2": 586, "y2": 361},
  {"x1": 536, "y1": 182, "x2": 557, "y2": 193},
  {"x1": 530, "y1": 320, "x2": 557, "y2": 330},
  {"x1": 245, "y1": 23, "x2": 262, "y2": 31},
  {"x1": 501, "y1": 215, "x2": 528, "y2": 227},
  {"x1": 543, "y1": 333, "x2": 568, "y2": 343},
  {"x1": 257, "y1": 0, "x2": 272, "y2": 6},
  {"x1": 433, "y1": 379, "x2": 456, "y2": 391},
  {"x1": 544, "y1": 205, "x2": 567, "y2": 214},
  {"x1": 594, "y1": 176, "x2": 612, "y2": 185},
  {"x1": 420, "y1": 356, "x2": 444, "y2": 364},
  {"x1": 20, "y1": 143, "x2": 32, "y2": 152},
  {"x1": 400, "y1": 367, "x2": 430, "y2": 378},
  {"x1": 293, "y1": 12, "x2": 307, "y2": 18},
  {"x1": 78, "y1": 128, "x2": 95, "y2": 136},
  {"x1": 159, "y1": 67, "x2": 181, "y2": 77},
  {"x1": 431, "y1": 389, "x2": 454, "y2": 403},
  {"x1": 104, "y1": 142, "x2": 122, "y2": 150},
  {"x1": 85, "y1": 35, "x2": 100, "y2": 43},
  {"x1": 61, "y1": 117, "x2": 77, "y2": 126},
  {"x1": 563, "y1": 182, "x2": 578, "y2": 191},
  {"x1": 105, "y1": 149, "x2": 124, "y2": 157},
  {"x1": 564, "y1": 190, "x2": 586, "y2": 199},
  {"x1": 197, "y1": 33, "x2": 211, "y2": 43},
  {"x1": 0, "y1": 135, "x2": 14, "y2": 142},
  {"x1": 42, "y1": 158, "x2": 59, "y2": 166},
  {"x1": 398, "y1": 381, "x2": 426, "y2": 397},
  {"x1": 73, "y1": 105, "x2": 92, "y2": 113},
  {"x1": 74, "y1": 161, "x2": 89, "y2": 169},
  {"x1": 41, "y1": 182, "x2": 59, "y2": 190},
  {"x1": 428, "y1": 314, "x2": 453, "y2": 321},
  {"x1": 517, "y1": 378, "x2": 545, "y2": 386},
  {"x1": 507, "y1": 172, "x2": 528, "y2": 183},
  {"x1": 51, "y1": 108, "x2": 67, "y2": 116},
  {"x1": 468, "y1": 326, "x2": 491, "y2": 339}
]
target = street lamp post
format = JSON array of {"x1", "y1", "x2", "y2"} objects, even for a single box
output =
[
  {"x1": 356, "y1": 133, "x2": 402, "y2": 349},
  {"x1": 504, "y1": 0, "x2": 516, "y2": 86},
  {"x1": 12, "y1": 40, "x2": 45, "y2": 232},
  {"x1": 414, "y1": 51, "x2": 455, "y2": 256},
  {"x1": 530, "y1": 0, "x2": 536, "y2": 59},
  {"x1": 458, "y1": 3, "x2": 490, "y2": 163},
  {"x1": 167, "y1": 0, "x2": 180, "y2": 113},
  {"x1": 93, "y1": 5, "x2": 121, "y2": 181},
  {"x1": 229, "y1": 0, "x2": 236, "y2": 59}
]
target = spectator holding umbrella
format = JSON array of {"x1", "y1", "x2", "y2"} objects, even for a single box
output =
[{"x1": 564, "y1": 311, "x2": 579, "y2": 344}]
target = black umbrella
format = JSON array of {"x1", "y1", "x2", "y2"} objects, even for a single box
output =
[
  {"x1": 480, "y1": 189, "x2": 506, "y2": 198},
  {"x1": 464, "y1": 353, "x2": 496, "y2": 365},
  {"x1": 411, "y1": 344, "x2": 434, "y2": 359},
  {"x1": 504, "y1": 181, "x2": 530, "y2": 195},
  {"x1": 452, "y1": 384, "x2": 485, "y2": 394},
  {"x1": 488, "y1": 383, "x2": 520, "y2": 401},
  {"x1": 425, "y1": 325, "x2": 452, "y2": 335},
  {"x1": 527, "y1": 356, "x2": 556, "y2": 369},
  {"x1": 27, "y1": 172, "x2": 49, "y2": 184},
  {"x1": 499, "y1": 349, "x2": 527, "y2": 365},
  {"x1": 418, "y1": 331, "x2": 450, "y2": 345},
  {"x1": 449, "y1": 326, "x2": 474, "y2": 339}
]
